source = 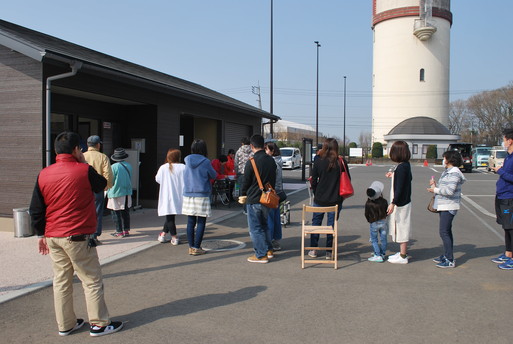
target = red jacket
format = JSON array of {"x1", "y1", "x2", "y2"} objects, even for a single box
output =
[{"x1": 30, "y1": 154, "x2": 106, "y2": 237}]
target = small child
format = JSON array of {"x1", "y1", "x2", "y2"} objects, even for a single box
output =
[{"x1": 365, "y1": 181, "x2": 389, "y2": 262}]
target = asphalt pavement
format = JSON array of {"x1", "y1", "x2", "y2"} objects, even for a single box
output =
[{"x1": 0, "y1": 164, "x2": 511, "y2": 344}]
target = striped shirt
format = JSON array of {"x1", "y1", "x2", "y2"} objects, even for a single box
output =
[{"x1": 433, "y1": 166, "x2": 466, "y2": 211}]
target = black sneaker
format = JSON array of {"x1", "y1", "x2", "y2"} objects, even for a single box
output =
[
  {"x1": 59, "y1": 318, "x2": 84, "y2": 336},
  {"x1": 89, "y1": 321, "x2": 124, "y2": 337}
]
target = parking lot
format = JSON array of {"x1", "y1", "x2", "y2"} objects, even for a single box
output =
[{"x1": 0, "y1": 163, "x2": 510, "y2": 344}]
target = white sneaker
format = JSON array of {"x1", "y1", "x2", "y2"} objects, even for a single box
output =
[
  {"x1": 387, "y1": 252, "x2": 401, "y2": 261},
  {"x1": 325, "y1": 251, "x2": 333, "y2": 260},
  {"x1": 158, "y1": 232, "x2": 171, "y2": 243},
  {"x1": 368, "y1": 254, "x2": 384, "y2": 263},
  {"x1": 171, "y1": 237, "x2": 180, "y2": 246},
  {"x1": 308, "y1": 250, "x2": 318, "y2": 258},
  {"x1": 388, "y1": 254, "x2": 408, "y2": 264}
]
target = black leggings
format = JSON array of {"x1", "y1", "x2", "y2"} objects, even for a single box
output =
[
  {"x1": 163, "y1": 215, "x2": 177, "y2": 236},
  {"x1": 506, "y1": 229, "x2": 513, "y2": 252}
]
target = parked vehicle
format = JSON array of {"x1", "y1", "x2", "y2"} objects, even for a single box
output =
[
  {"x1": 281, "y1": 147, "x2": 302, "y2": 169},
  {"x1": 447, "y1": 143, "x2": 473, "y2": 173},
  {"x1": 472, "y1": 146, "x2": 491, "y2": 169},
  {"x1": 488, "y1": 147, "x2": 507, "y2": 172}
]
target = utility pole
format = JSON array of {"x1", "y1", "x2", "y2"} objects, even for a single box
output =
[
  {"x1": 252, "y1": 83, "x2": 262, "y2": 110},
  {"x1": 270, "y1": 0, "x2": 274, "y2": 138}
]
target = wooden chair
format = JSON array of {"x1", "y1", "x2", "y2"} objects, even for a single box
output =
[{"x1": 301, "y1": 204, "x2": 339, "y2": 269}]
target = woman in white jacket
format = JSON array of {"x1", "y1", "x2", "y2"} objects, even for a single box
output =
[
  {"x1": 427, "y1": 150, "x2": 466, "y2": 268},
  {"x1": 155, "y1": 149, "x2": 185, "y2": 245}
]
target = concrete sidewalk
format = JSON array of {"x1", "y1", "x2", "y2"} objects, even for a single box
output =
[{"x1": 0, "y1": 186, "x2": 306, "y2": 303}]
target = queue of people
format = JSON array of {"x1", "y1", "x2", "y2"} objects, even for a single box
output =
[{"x1": 29, "y1": 131, "x2": 513, "y2": 337}]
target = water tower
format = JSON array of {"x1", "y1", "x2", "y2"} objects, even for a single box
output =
[{"x1": 371, "y1": 0, "x2": 458, "y2": 156}]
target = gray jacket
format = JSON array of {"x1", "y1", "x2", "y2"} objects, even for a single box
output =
[
  {"x1": 273, "y1": 156, "x2": 284, "y2": 194},
  {"x1": 433, "y1": 166, "x2": 466, "y2": 211}
]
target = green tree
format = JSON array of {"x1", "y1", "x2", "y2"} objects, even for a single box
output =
[
  {"x1": 426, "y1": 145, "x2": 437, "y2": 159},
  {"x1": 372, "y1": 142, "x2": 383, "y2": 158}
]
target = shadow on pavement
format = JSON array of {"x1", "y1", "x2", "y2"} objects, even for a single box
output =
[{"x1": 117, "y1": 286, "x2": 267, "y2": 330}]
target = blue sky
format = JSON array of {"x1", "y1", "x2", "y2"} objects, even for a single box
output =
[{"x1": 3, "y1": 1, "x2": 512, "y2": 142}]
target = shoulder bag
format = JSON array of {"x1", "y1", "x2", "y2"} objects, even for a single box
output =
[
  {"x1": 250, "y1": 158, "x2": 280, "y2": 209},
  {"x1": 338, "y1": 157, "x2": 354, "y2": 199},
  {"x1": 427, "y1": 195, "x2": 439, "y2": 213}
]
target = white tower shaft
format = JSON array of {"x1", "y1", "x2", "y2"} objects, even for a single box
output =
[{"x1": 371, "y1": 0, "x2": 452, "y2": 144}]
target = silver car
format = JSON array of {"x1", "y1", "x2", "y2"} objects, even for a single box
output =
[{"x1": 281, "y1": 147, "x2": 302, "y2": 169}]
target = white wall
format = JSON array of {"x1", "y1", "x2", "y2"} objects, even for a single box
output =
[{"x1": 372, "y1": 0, "x2": 451, "y2": 143}]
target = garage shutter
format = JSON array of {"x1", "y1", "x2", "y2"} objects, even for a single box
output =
[{"x1": 224, "y1": 122, "x2": 252, "y2": 154}]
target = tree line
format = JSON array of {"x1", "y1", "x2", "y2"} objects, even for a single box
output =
[{"x1": 449, "y1": 83, "x2": 513, "y2": 146}]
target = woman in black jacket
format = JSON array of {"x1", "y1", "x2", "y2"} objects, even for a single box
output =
[
  {"x1": 309, "y1": 138, "x2": 350, "y2": 260},
  {"x1": 386, "y1": 140, "x2": 412, "y2": 264}
]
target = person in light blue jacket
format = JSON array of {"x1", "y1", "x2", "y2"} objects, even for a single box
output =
[
  {"x1": 107, "y1": 148, "x2": 133, "y2": 237},
  {"x1": 427, "y1": 150, "x2": 465, "y2": 268},
  {"x1": 183, "y1": 139, "x2": 217, "y2": 255}
]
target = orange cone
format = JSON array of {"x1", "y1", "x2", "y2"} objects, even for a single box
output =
[
  {"x1": 365, "y1": 159, "x2": 369, "y2": 166},
  {"x1": 368, "y1": 159, "x2": 373, "y2": 166},
  {"x1": 423, "y1": 160, "x2": 428, "y2": 167}
]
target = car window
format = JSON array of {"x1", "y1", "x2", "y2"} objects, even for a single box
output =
[
  {"x1": 496, "y1": 151, "x2": 507, "y2": 159},
  {"x1": 476, "y1": 148, "x2": 490, "y2": 155},
  {"x1": 281, "y1": 149, "x2": 293, "y2": 157}
]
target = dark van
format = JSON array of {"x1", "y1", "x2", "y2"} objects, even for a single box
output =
[{"x1": 447, "y1": 143, "x2": 473, "y2": 172}]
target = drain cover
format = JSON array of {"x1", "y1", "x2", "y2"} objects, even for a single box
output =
[{"x1": 201, "y1": 239, "x2": 246, "y2": 252}]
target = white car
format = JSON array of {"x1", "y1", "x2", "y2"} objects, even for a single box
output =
[{"x1": 281, "y1": 147, "x2": 302, "y2": 169}]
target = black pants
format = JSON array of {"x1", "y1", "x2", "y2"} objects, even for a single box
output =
[
  {"x1": 112, "y1": 209, "x2": 130, "y2": 232},
  {"x1": 495, "y1": 197, "x2": 513, "y2": 252},
  {"x1": 162, "y1": 215, "x2": 177, "y2": 236}
]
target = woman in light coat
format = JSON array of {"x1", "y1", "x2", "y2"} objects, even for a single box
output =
[
  {"x1": 427, "y1": 150, "x2": 466, "y2": 268},
  {"x1": 155, "y1": 149, "x2": 185, "y2": 245}
]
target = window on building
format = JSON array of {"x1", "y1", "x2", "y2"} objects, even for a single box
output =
[
  {"x1": 413, "y1": 144, "x2": 418, "y2": 155},
  {"x1": 420, "y1": 68, "x2": 425, "y2": 82}
]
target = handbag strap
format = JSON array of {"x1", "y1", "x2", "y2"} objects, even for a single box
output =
[
  {"x1": 119, "y1": 162, "x2": 131, "y2": 179},
  {"x1": 338, "y1": 156, "x2": 345, "y2": 173},
  {"x1": 250, "y1": 157, "x2": 264, "y2": 191}
]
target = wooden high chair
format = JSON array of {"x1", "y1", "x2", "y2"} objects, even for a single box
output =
[{"x1": 301, "y1": 204, "x2": 339, "y2": 269}]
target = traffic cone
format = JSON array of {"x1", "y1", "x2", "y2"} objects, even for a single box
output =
[
  {"x1": 368, "y1": 159, "x2": 373, "y2": 166},
  {"x1": 365, "y1": 159, "x2": 369, "y2": 166},
  {"x1": 423, "y1": 160, "x2": 428, "y2": 167}
]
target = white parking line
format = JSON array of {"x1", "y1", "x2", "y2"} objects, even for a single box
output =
[
  {"x1": 461, "y1": 194, "x2": 496, "y2": 218},
  {"x1": 460, "y1": 201, "x2": 503, "y2": 241}
]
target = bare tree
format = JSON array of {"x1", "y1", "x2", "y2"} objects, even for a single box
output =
[
  {"x1": 467, "y1": 86, "x2": 513, "y2": 145},
  {"x1": 358, "y1": 131, "x2": 372, "y2": 148}
]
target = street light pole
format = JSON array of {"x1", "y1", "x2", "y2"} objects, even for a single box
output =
[
  {"x1": 343, "y1": 75, "x2": 347, "y2": 157},
  {"x1": 270, "y1": 0, "x2": 274, "y2": 138},
  {"x1": 314, "y1": 41, "x2": 321, "y2": 147}
]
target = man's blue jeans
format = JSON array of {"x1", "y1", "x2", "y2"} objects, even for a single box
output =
[
  {"x1": 247, "y1": 203, "x2": 272, "y2": 258},
  {"x1": 93, "y1": 191, "x2": 104, "y2": 238},
  {"x1": 370, "y1": 219, "x2": 388, "y2": 256},
  {"x1": 268, "y1": 207, "x2": 282, "y2": 241},
  {"x1": 187, "y1": 216, "x2": 207, "y2": 249},
  {"x1": 310, "y1": 202, "x2": 342, "y2": 248}
]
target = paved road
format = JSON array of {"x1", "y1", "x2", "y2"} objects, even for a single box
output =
[{"x1": 1, "y1": 164, "x2": 510, "y2": 344}]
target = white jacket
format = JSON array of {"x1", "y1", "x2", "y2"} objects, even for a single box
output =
[
  {"x1": 433, "y1": 166, "x2": 466, "y2": 211},
  {"x1": 155, "y1": 163, "x2": 185, "y2": 216}
]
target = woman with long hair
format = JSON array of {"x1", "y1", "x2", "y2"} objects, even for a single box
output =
[
  {"x1": 155, "y1": 149, "x2": 185, "y2": 245},
  {"x1": 309, "y1": 138, "x2": 349, "y2": 260},
  {"x1": 183, "y1": 139, "x2": 217, "y2": 255}
]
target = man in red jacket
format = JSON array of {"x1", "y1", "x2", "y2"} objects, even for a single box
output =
[{"x1": 30, "y1": 132, "x2": 124, "y2": 337}]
